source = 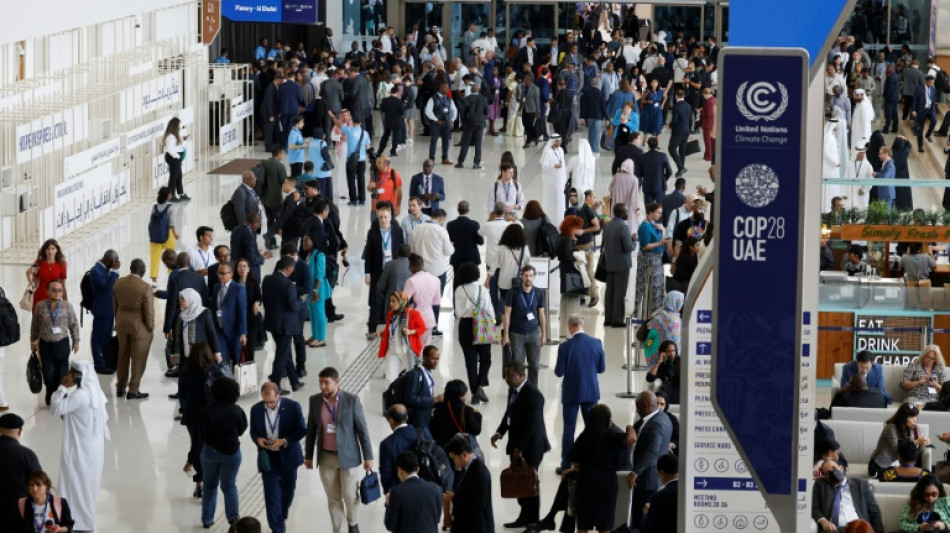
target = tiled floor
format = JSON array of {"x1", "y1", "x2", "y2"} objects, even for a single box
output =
[{"x1": 0, "y1": 115, "x2": 932, "y2": 531}]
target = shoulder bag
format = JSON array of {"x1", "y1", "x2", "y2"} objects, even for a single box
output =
[
  {"x1": 510, "y1": 247, "x2": 526, "y2": 289},
  {"x1": 19, "y1": 283, "x2": 35, "y2": 312},
  {"x1": 470, "y1": 286, "x2": 500, "y2": 345},
  {"x1": 448, "y1": 403, "x2": 483, "y2": 458}
]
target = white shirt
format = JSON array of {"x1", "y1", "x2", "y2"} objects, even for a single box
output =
[
  {"x1": 410, "y1": 222, "x2": 455, "y2": 277},
  {"x1": 486, "y1": 179, "x2": 526, "y2": 213},
  {"x1": 666, "y1": 206, "x2": 691, "y2": 239},
  {"x1": 189, "y1": 245, "x2": 217, "y2": 279},
  {"x1": 639, "y1": 408, "x2": 660, "y2": 429},
  {"x1": 454, "y1": 282, "x2": 495, "y2": 319},
  {"x1": 163, "y1": 133, "x2": 183, "y2": 159},
  {"x1": 835, "y1": 480, "x2": 860, "y2": 527},
  {"x1": 264, "y1": 401, "x2": 280, "y2": 441},
  {"x1": 425, "y1": 94, "x2": 459, "y2": 123},
  {"x1": 479, "y1": 218, "x2": 521, "y2": 268},
  {"x1": 495, "y1": 245, "x2": 532, "y2": 290}
]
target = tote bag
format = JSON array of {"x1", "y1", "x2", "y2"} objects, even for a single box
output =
[
  {"x1": 235, "y1": 346, "x2": 258, "y2": 396},
  {"x1": 469, "y1": 287, "x2": 500, "y2": 345}
]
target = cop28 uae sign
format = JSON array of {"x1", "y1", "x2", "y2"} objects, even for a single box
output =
[{"x1": 712, "y1": 48, "x2": 809, "y2": 531}]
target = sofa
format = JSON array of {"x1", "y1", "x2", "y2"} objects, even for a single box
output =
[{"x1": 821, "y1": 419, "x2": 932, "y2": 477}]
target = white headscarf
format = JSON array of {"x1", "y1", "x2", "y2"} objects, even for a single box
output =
[
  {"x1": 569, "y1": 139, "x2": 597, "y2": 194},
  {"x1": 540, "y1": 135, "x2": 563, "y2": 166},
  {"x1": 69, "y1": 359, "x2": 110, "y2": 440},
  {"x1": 178, "y1": 288, "x2": 205, "y2": 323}
]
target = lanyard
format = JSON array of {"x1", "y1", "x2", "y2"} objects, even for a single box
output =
[
  {"x1": 503, "y1": 182, "x2": 512, "y2": 202},
  {"x1": 520, "y1": 289, "x2": 535, "y2": 313},
  {"x1": 34, "y1": 496, "x2": 49, "y2": 532},
  {"x1": 323, "y1": 396, "x2": 339, "y2": 423},
  {"x1": 47, "y1": 300, "x2": 62, "y2": 326},
  {"x1": 265, "y1": 401, "x2": 281, "y2": 434},
  {"x1": 554, "y1": 149, "x2": 562, "y2": 166},
  {"x1": 246, "y1": 184, "x2": 259, "y2": 204},
  {"x1": 198, "y1": 248, "x2": 210, "y2": 268},
  {"x1": 855, "y1": 160, "x2": 862, "y2": 175},
  {"x1": 381, "y1": 229, "x2": 391, "y2": 252}
]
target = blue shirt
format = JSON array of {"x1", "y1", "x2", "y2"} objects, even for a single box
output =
[
  {"x1": 504, "y1": 286, "x2": 545, "y2": 334},
  {"x1": 342, "y1": 126, "x2": 370, "y2": 162},
  {"x1": 213, "y1": 56, "x2": 230, "y2": 64},
  {"x1": 255, "y1": 46, "x2": 268, "y2": 61},
  {"x1": 306, "y1": 139, "x2": 333, "y2": 178},
  {"x1": 638, "y1": 221, "x2": 664, "y2": 254},
  {"x1": 287, "y1": 128, "x2": 306, "y2": 164}
]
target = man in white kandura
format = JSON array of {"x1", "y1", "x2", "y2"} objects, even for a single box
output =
[
  {"x1": 541, "y1": 133, "x2": 568, "y2": 226},
  {"x1": 847, "y1": 145, "x2": 874, "y2": 210},
  {"x1": 851, "y1": 88, "x2": 875, "y2": 154},
  {"x1": 51, "y1": 359, "x2": 109, "y2": 532}
]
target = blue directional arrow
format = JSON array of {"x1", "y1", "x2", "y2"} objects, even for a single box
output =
[
  {"x1": 698, "y1": 310, "x2": 712, "y2": 324},
  {"x1": 730, "y1": 0, "x2": 855, "y2": 77}
]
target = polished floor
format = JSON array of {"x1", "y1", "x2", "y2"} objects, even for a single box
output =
[{"x1": 0, "y1": 117, "x2": 893, "y2": 531}]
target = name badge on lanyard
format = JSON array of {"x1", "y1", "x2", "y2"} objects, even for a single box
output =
[
  {"x1": 49, "y1": 300, "x2": 63, "y2": 335},
  {"x1": 325, "y1": 397, "x2": 339, "y2": 434}
]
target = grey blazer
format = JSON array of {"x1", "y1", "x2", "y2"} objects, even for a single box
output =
[
  {"x1": 523, "y1": 84, "x2": 540, "y2": 114},
  {"x1": 631, "y1": 410, "x2": 674, "y2": 493},
  {"x1": 230, "y1": 184, "x2": 260, "y2": 227},
  {"x1": 320, "y1": 78, "x2": 344, "y2": 114},
  {"x1": 602, "y1": 218, "x2": 634, "y2": 272},
  {"x1": 305, "y1": 390, "x2": 375, "y2": 469}
]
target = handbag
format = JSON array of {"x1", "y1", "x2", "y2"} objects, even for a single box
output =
[
  {"x1": 470, "y1": 287, "x2": 500, "y2": 345},
  {"x1": 564, "y1": 272, "x2": 587, "y2": 295},
  {"x1": 685, "y1": 138, "x2": 702, "y2": 157},
  {"x1": 235, "y1": 347, "x2": 258, "y2": 396},
  {"x1": 359, "y1": 471, "x2": 382, "y2": 504},
  {"x1": 19, "y1": 284, "x2": 35, "y2": 312},
  {"x1": 635, "y1": 320, "x2": 651, "y2": 342},
  {"x1": 27, "y1": 351, "x2": 42, "y2": 394},
  {"x1": 594, "y1": 253, "x2": 607, "y2": 283},
  {"x1": 600, "y1": 130, "x2": 615, "y2": 152},
  {"x1": 500, "y1": 451, "x2": 539, "y2": 499},
  {"x1": 257, "y1": 448, "x2": 272, "y2": 473}
]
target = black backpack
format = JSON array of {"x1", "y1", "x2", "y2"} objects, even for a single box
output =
[
  {"x1": 414, "y1": 434, "x2": 454, "y2": 492},
  {"x1": 537, "y1": 217, "x2": 560, "y2": 257},
  {"x1": 79, "y1": 270, "x2": 94, "y2": 326},
  {"x1": 220, "y1": 200, "x2": 239, "y2": 232},
  {"x1": 936, "y1": 69, "x2": 950, "y2": 94},
  {"x1": 382, "y1": 366, "x2": 414, "y2": 415},
  {"x1": 0, "y1": 288, "x2": 20, "y2": 347}
]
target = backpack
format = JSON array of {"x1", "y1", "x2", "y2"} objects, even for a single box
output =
[
  {"x1": 148, "y1": 204, "x2": 171, "y2": 243},
  {"x1": 19, "y1": 495, "x2": 62, "y2": 521},
  {"x1": 382, "y1": 366, "x2": 414, "y2": 414},
  {"x1": 0, "y1": 287, "x2": 20, "y2": 347},
  {"x1": 414, "y1": 434, "x2": 454, "y2": 492},
  {"x1": 79, "y1": 270, "x2": 95, "y2": 320},
  {"x1": 936, "y1": 69, "x2": 950, "y2": 94},
  {"x1": 537, "y1": 217, "x2": 560, "y2": 257},
  {"x1": 220, "y1": 200, "x2": 239, "y2": 232}
]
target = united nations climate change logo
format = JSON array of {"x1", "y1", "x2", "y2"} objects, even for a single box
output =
[
  {"x1": 736, "y1": 81, "x2": 789, "y2": 122},
  {"x1": 735, "y1": 164, "x2": 779, "y2": 208}
]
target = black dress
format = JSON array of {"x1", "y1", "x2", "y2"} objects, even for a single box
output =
[
  {"x1": 568, "y1": 429, "x2": 628, "y2": 531},
  {"x1": 241, "y1": 277, "x2": 263, "y2": 360},
  {"x1": 892, "y1": 136, "x2": 913, "y2": 210}
]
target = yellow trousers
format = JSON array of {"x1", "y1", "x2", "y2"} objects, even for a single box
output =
[{"x1": 149, "y1": 230, "x2": 176, "y2": 279}]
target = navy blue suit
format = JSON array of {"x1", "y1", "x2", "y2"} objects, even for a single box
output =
[
  {"x1": 230, "y1": 224, "x2": 264, "y2": 287},
  {"x1": 379, "y1": 425, "x2": 418, "y2": 493},
  {"x1": 250, "y1": 397, "x2": 306, "y2": 533},
  {"x1": 276, "y1": 257, "x2": 312, "y2": 373},
  {"x1": 384, "y1": 476, "x2": 443, "y2": 533},
  {"x1": 89, "y1": 262, "x2": 119, "y2": 370},
  {"x1": 640, "y1": 149, "x2": 675, "y2": 205},
  {"x1": 408, "y1": 173, "x2": 446, "y2": 215},
  {"x1": 402, "y1": 366, "x2": 436, "y2": 432},
  {"x1": 262, "y1": 272, "x2": 302, "y2": 388},
  {"x1": 163, "y1": 269, "x2": 208, "y2": 334},
  {"x1": 554, "y1": 332, "x2": 605, "y2": 469},
  {"x1": 278, "y1": 80, "x2": 304, "y2": 147},
  {"x1": 914, "y1": 84, "x2": 938, "y2": 149},
  {"x1": 840, "y1": 361, "x2": 893, "y2": 404},
  {"x1": 883, "y1": 72, "x2": 900, "y2": 132},
  {"x1": 210, "y1": 282, "x2": 247, "y2": 364},
  {"x1": 668, "y1": 99, "x2": 694, "y2": 172}
]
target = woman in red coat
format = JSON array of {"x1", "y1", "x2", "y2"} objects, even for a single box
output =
[
  {"x1": 376, "y1": 291, "x2": 426, "y2": 381},
  {"x1": 26, "y1": 239, "x2": 68, "y2": 310}
]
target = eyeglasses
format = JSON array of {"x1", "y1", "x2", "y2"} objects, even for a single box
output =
[
  {"x1": 925, "y1": 491, "x2": 941, "y2": 497},
  {"x1": 217, "y1": 271, "x2": 233, "y2": 276},
  {"x1": 48, "y1": 288, "x2": 63, "y2": 293}
]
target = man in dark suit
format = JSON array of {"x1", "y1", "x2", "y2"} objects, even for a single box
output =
[
  {"x1": 408, "y1": 160, "x2": 446, "y2": 215},
  {"x1": 278, "y1": 73, "x2": 304, "y2": 147},
  {"x1": 513, "y1": 37, "x2": 537, "y2": 73},
  {"x1": 628, "y1": 391, "x2": 673, "y2": 531},
  {"x1": 554, "y1": 315, "x2": 605, "y2": 473},
  {"x1": 320, "y1": 68, "x2": 344, "y2": 141},
  {"x1": 840, "y1": 350, "x2": 892, "y2": 405},
  {"x1": 378, "y1": 405, "x2": 419, "y2": 494},
  {"x1": 913, "y1": 75, "x2": 938, "y2": 151},
  {"x1": 661, "y1": 178, "x2": 687, "y2": 229},
  {"x1": 345, "y1": 68, "x2": 373, "y2": 136},
  {"x1": 230, "y1": 170, "x2": 262, "y2": 236},
  {"x1": 602, "y1": 204, "x2": 635, "y2": 327},
  {"x1": 403, "y1": 346, "x2": 440, "y2": 433},
  {"x1": 491, "y1": 360, "x2": 550, "y2": 528},
  {"x1": 640, "y1": 136, "x2": 675, "y2": 205},
  {"x1": 831, "y1": 374, "x2": 887, "y2": 411},
  {"x1": 668, "y1": 89, "x2": 694, "y2": 176},
  {"x1": 210, "y1": 263, "x2": 247, "y2": 365},
  {"x1": 89, "y1": 250, "x2": 120, "y2": 374},
  {"x1": 261, "y1": 75, "x2": 283, "y2": 152},
  {"x1": 447, "y1": 201, "x2": 482, "y2": 268},
  {"x1": 378, "y1": 86, "x2": 405, "y2": 157},
  {"x1": 0, "y1": 413, "x2": 42, "y2": 528},
  {"x1": 385, "y1": 450, "x2": 443, "y2": 533},
  {"x1": 445, "y1": 435, "x2": 494, "y2": 533},
  {"x1": 641, "y1": 453, "x2": 678, "y2": 533},
  {"x1": 812, "y1": 460, "x2": 883, "y2": 532},
  {"x1": 363, "y1": 203, "x2": 405, "y2": 336},
  {"x1": 277, "y1": 243, "x2": 312, "y2": 377},
  {"x1": 207, "y1": 245, "x2": 231, "y2": 298},
  {"x1": 250, "y1": 383, "x2": 306, "y2": 533},
  {"x1": 262, "y1": 257, "x2": 304, "y2": 393},
  {"x1": 163, "y1": 253, "x2": 208, "y2": 339},
  {"x1": 456, "y1": 78, "x2": 489, "y2": 169},
  {"x1": 231, "y1": 213, "x2": 273, "y2": 289},
  {"x1": 611, "y1": 131, "x2": 645, "y2": 175}
]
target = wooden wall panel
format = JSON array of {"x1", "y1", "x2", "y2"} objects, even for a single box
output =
[{"x1": 818, "y1": 312, "x2": 854, "y2": 378}]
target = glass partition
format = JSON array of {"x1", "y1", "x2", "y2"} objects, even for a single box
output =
[{"x1": 653, "y1": 4, "x2": 703, "y2": 42}]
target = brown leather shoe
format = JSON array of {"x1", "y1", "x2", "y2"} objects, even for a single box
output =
[{"x1": 441, "y1": 159, "x2": 453, "y2": 165}]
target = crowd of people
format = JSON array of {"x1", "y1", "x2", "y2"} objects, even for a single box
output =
[{"x1": 0, "y1": 4, "x2": 782, "y2": 532}]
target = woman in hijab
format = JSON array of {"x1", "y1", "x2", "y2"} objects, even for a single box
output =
[
  {"x1": 823, "y1": 119, "x2": 843, "y2": 211},
  {"x1": 892, "y1": 135, "x2": 914, "y2": 211},
  {"x1": 648, "y1": 291, "x2": 685, "y2": 351},
  {"x1": 647, "y1": 342, "x2": 682, "y2": 406},
  {"x1": 609, "y1": 158, "x2": 642, "y2": 235},
  {"x1": 170, "y1": 288, "x2": 221, "y2": 373},
  {"x1": 51, "y1": 359, "x2": 109, "y2": 532},
  {"x1": 376, "y1": 291, "x2": 426, "y2": 381},
  {"x1": 566, "y1": 139, "x2": 597, "y2": 205},
  {"x1": 866, "y1": 130, "x2": 886, "y2": 203},
  {"x1": 301, "y1": 234, "x2": 329, "y2": 348}
]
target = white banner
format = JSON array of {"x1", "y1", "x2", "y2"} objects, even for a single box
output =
[
  {"x1": 63, "y1": 137, "x2": 122, "y2": 180},
  {"x1": 219, "y1": 122, "x2": 241, "y2": 154},
  {"x1": 119, "y1": 71, "x2": 182, "y2": 124},
  {"x1": 232, "y1": 99, "x2": 254, "y2": 122},
  {"x1": 15, "y1": 105, "x2": 88, "y2": 165},
  {"x1": 53, "y1": 165, "x2": 130, "y2": 239}
]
